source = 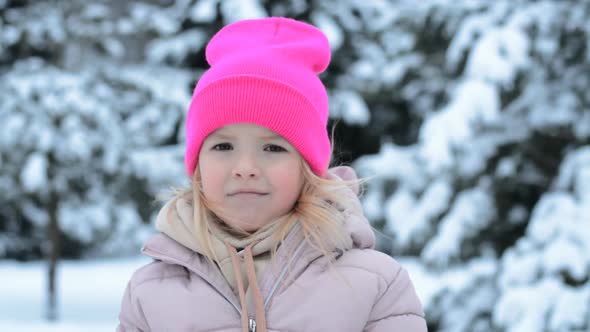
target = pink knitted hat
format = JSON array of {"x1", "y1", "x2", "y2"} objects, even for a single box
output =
[{"x1": 184, "y1": 17, "x2": 331, "y2": 177}]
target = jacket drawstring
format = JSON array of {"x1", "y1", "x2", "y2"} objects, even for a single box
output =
[
  {"x1": 226, "y1": 243, "x2": 249, "y2": 331},
  {"x1": 226, "y1": 243, "x2": 268, "y2": 332},
  {"x1": 243, "y1": 244, "x2": 267, "y2": 331}
]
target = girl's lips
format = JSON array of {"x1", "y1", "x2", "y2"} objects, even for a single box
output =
[
  {"x1": 229, "y1": 192, "x2": 269, "y2": 200},
  {"x1": 228, "y1": 191, "x2": 269, "y2": 197}
]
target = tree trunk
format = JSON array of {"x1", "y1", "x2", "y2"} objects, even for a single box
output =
[{"x1": 46, "y1": 192, "x2": 60, "y2": 321}]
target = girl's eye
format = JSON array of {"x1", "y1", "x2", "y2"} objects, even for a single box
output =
[
  {"x1": 265, "y1": 144, "x2": 287, "y2": 152},
  {"x1": 212, "y1": 143, "x2": 232, "y2": 151}
]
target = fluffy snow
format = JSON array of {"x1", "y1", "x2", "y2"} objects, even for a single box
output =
[
  {"x1": 385, "y1": 179, "x2": 453, "y2": 247},
  {"x1": 311, "y1": 11, "x2": 344, "y2": 51},
  {"x1": 20, "y1": 153, "x2": 48, "y2": 193},
  {"x1": 495, "y1": 146, "x2": 590, "y2": 331},
  {"x1": 419, "y1": 79, "x2": 500, "y2": 174},
  {"x1": 330, "y1": 90, "x2": 371, "y2": 125},
  {"x1": 220, "y1": 0, "x2": 267, "y2": 24},
  {"x1": 422, "y1": 187, "x2": 495, "y2": 266},
  {"x1": 147, "y1": 29, "x2": 208, "y2": 65},
  {"x1": 189, "y1": 0, "x2": 218, "y2": 23},
  {"x1": 465, "y1": 26, "x2": 530, "y2": 87},
  {"x1": 58, "y1": 197, "x2": 111, "y2": 244}
]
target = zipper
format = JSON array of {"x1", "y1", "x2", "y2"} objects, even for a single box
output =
[
  {"x1": 263, "y1": 238, "x2": 307, "y2": 308},
  {"x1": 248, "y1": 318, "x2": 256, "y2": 332}
]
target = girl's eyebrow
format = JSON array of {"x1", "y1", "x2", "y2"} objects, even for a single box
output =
[
  {"x1": 210, "y1": 132, "x2": 283, "y2": 140},
  {"x1": 209, "y1": 133, "x2": 233, "y2": 139},
  {"x1": 259, "y1": 134, "x2": 283, "y2": 140}
]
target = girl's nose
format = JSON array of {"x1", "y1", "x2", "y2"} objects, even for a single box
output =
[{"x1": 232, "y1": 154, "x2": 260, "y2": 178}]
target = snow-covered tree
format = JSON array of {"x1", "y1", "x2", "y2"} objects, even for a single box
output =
[
  {"x1": 350, "y1": 1, "x2": 590, "y2": 331},
  {"x1": 0, "y1": 57, "x2": 191, "y2": 319},
  {"x1": 0, "y1": 0, "x2": 190, "y2": 320}
]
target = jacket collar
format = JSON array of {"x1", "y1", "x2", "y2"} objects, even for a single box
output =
[{"x1": 141, "y1": 221, "x2": 314, "y2": 316}]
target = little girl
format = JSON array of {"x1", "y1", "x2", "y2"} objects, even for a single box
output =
[{"x1": 117, "y1": 17, "x2": 426, "y2": 332}]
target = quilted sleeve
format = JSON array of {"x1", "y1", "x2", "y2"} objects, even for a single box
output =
[
  {"x1": 116, "y1": 281, "x2": 150, "y2": 332},
  {"x1": 363, "y1": 267, "x2": 428, "y2": 332}
]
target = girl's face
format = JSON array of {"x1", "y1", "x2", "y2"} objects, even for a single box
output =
[{"x1": 198, "y1": 123, "x2": 304, "y2": 232}]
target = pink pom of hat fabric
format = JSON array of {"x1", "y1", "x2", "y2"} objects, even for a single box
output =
[{"x1": 184, "y1": 17, "x2": 332, "y2": 177}]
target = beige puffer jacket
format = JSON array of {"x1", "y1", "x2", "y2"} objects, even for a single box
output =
[{"x1": 117, "y1": 166, "x2": 427, "y2": 331}]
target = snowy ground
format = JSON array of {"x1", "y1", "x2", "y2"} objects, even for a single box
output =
[
  {"x1": 0, "y1": 257, "x2": 151, "y2": 332},
  {"x1": 0, "y1": 256, "x2": 434, "y2": 331}
]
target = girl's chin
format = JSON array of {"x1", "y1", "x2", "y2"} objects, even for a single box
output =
[
  {"x1": 214, "y1": 211, "x2": 291, "y2": 234},
  {"x1": 223, "y1": 218, "x2": 270, "y2": 233}
]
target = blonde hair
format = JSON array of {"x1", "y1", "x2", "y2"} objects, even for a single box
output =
[{"x1": 165, "y1": 156, "x2": 366, "y2": 267}]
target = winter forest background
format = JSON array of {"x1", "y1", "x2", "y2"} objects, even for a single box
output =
[{"x1": 1, "y1": 0, "x2": 589, "y2": 331}]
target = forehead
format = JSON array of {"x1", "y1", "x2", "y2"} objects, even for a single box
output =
[{"x1": 210, "y1": 123, "x2": 283, "y2": 139}]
